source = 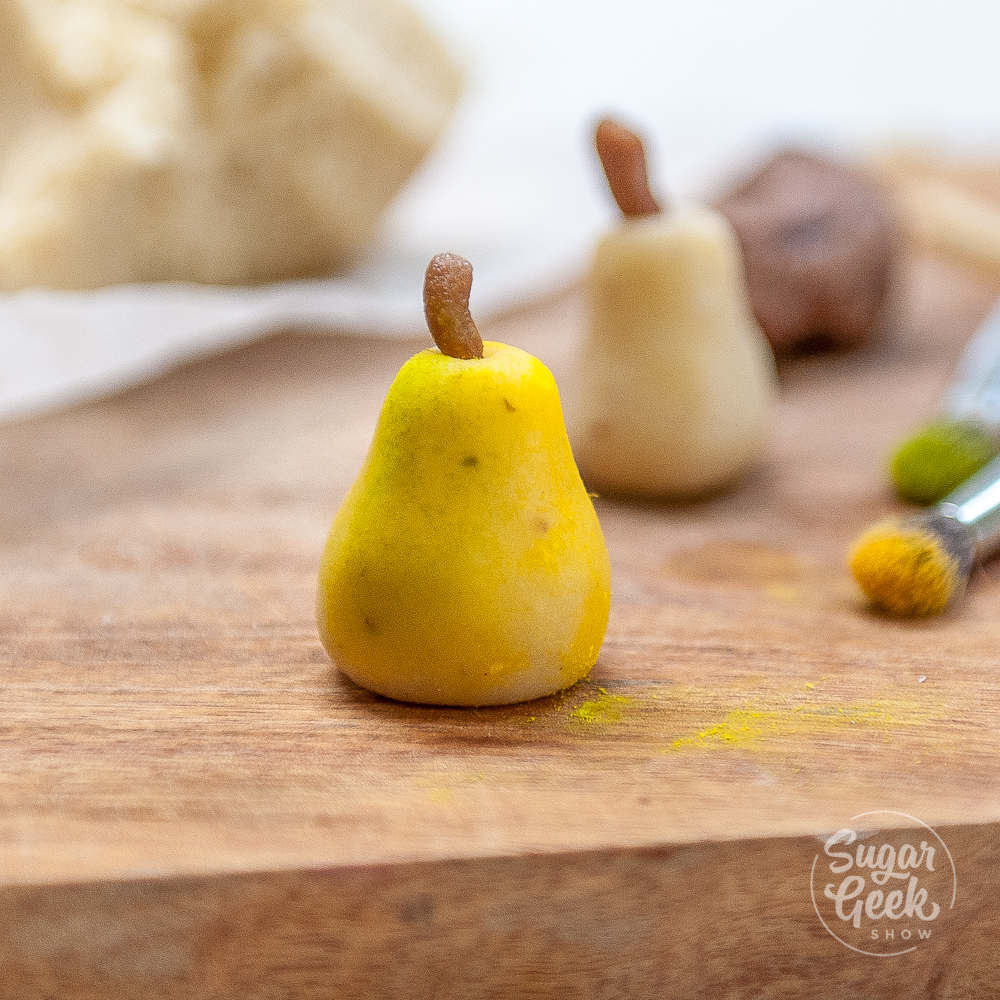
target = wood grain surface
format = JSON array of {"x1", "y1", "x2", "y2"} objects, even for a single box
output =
[{"x1": 2, "y1": 253, "x2": 999, "y2": 998}]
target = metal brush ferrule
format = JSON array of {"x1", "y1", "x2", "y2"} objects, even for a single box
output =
[
  {"x1": 939, "y1": 454, "x2": 1000, "y2": 560},
  {"x1": 942, "y1": 301, "x2": 1000, "y2": 431}
]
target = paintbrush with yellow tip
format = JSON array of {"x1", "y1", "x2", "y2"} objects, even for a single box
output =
[{"x1": 850, "y1": 455, "x2": 1000, "y2": 616}]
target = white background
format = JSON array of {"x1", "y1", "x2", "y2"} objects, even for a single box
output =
[{"x1": 3, "y1": 0, "x2": 998, "y2": 420}]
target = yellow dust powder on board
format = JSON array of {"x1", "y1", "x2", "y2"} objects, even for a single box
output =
[
  {"x1": 417, "y1": 770, "x2": 488, "y2": 804},
  {"x1": 424, "y1": 786, "x2": 455, "y2": 805},
  {"x1": 765, "y1": 583, "x2": 800, "y2": 603},
  {"x1": 570, "y1": 691, "x2": 633, "y2": 725},
  {"x1": 667, "y1": 697, "x2": 937, "y2": 753},
  {"x1": 849, "y1": 520, "x2": 959, "y2": 616}
]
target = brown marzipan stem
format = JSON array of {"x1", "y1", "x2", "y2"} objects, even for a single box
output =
[
  {"x1": 595, "y1": 118, "x2": 662, "y2": 219},
  {"x1": 423, "y1": 253, "x2": 484, "y2": 360}
]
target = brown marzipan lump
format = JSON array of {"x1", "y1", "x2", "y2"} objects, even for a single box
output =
[{"x1": 717, "y1": 150, "x2": 900, "y2": 353}]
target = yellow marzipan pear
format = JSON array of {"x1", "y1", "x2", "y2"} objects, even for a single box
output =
[{"x1": 317, "y1": 253, "x2": 611, "y2": 706}]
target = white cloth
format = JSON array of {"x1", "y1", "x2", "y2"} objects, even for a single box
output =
[{"x1": 3, "y1": 0, "x2": 999, "y2": 421}]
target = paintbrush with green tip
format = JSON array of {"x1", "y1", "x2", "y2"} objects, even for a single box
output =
[{"x1": 891, "y1": 300, "x2": 1000, "y2": 504}]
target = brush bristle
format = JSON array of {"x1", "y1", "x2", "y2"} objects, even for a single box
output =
[
  {"x1": 849, "y1": 519, "x2": 961, "y2": 616},
  {"x1": 890, "y1": 420, "x2": 995, "y2": 505}
]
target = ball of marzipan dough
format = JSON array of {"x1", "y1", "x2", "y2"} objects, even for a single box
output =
[{"x1": 716, "y1": 150, "x2": 900, "y2": 353}]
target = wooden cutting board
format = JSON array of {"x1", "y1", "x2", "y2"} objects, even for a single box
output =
[{"x1": 1, "y1": 253, "x2": 999, "y2": 998}]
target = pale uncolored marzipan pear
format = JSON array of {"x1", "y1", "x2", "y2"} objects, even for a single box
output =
[
  {"x1": 567, "y1": 119, "x2": 776, "y2": 498},
  {"x1": 317, "y1": 254, "x2": 611, "y2": 706}
]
